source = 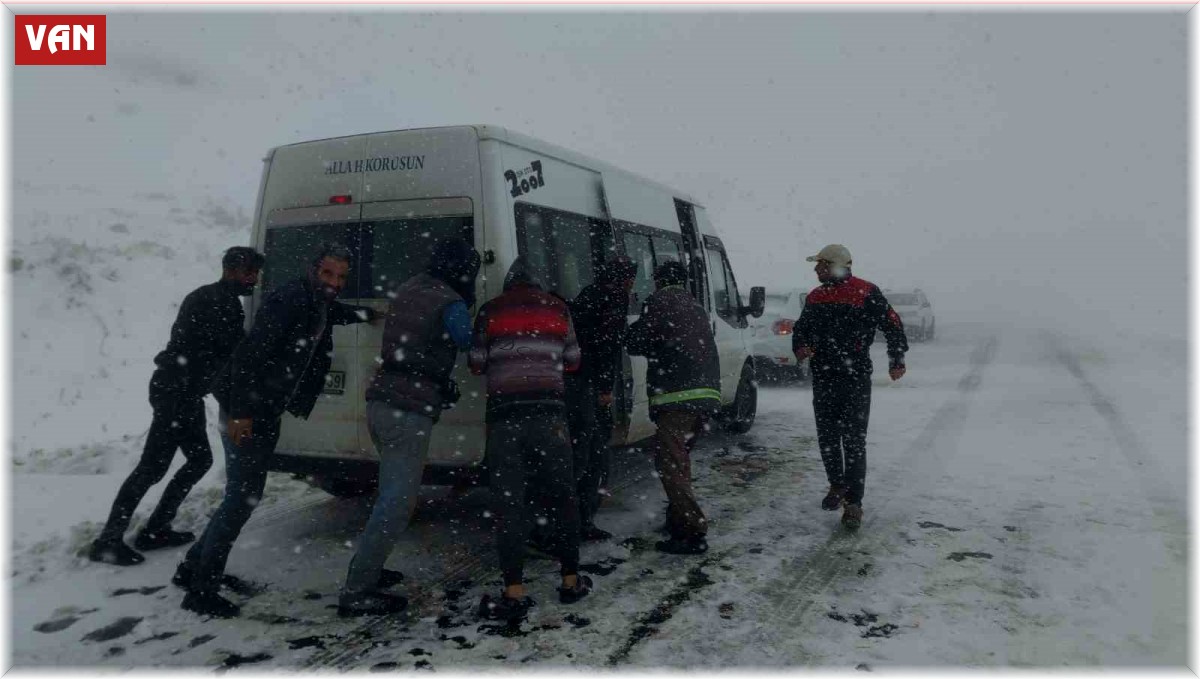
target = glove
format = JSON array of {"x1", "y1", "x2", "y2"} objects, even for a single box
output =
[{"x1": 440, "y1": 379, "x2": 462, "y2": 410}]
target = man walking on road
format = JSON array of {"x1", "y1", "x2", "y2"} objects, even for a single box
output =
[
  {"x1": 626, "y1": 261, "x2": 722, "y2": 555},
  {"x1": 176, "y1": 243, "x2": 377, "y2": 618},
  {"x1": 792, "y1": 244, "x2": 907, "y2": 530},
  {"x1": 89, "y1": 247, "x2": 264, "y2": 567}
]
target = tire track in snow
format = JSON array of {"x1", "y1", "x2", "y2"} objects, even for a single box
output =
[
  {"x1": 1045, "y1": 332, "x2": 1187, "y2": 547},
  {"x1": 1045, "y1": 333, "x2": 1187, "y2": 664},
  {"x1": 506, "y1": 416, "x2": 818, "y2": 667},
  {"x1": 749, "y1": 333, "x2": 999, "y2": 663}
]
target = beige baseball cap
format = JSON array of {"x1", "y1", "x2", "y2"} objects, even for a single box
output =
[{"x1": 806, "y1": 243, "x2": 853, "y2": 267}]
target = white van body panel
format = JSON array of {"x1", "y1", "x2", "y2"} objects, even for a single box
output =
[{"x1": 249, "y1": 125, "x2": 754, "y2": 478}]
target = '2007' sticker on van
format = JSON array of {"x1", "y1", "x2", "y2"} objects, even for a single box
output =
[{"x1": 504, "y1": 161, "x2": 545, "y2": 198}]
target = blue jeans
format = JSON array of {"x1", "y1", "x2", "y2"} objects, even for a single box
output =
[
  {"x1": 182, "y1": 411, "x2": 280, "y2": 594},
  {"x1": 342, "y1": 403, "x2": 434, "y2": 596}
]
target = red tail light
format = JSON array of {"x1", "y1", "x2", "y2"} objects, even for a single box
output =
[
  {"x1": 771, "y1": 318, "x2": 793, "y2": 335},
  {"x1": 329, "y1": 194, "x2": 353, "y2": 205}
]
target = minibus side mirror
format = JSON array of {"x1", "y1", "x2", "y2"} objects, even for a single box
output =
[{"x1": 746, "y1": 286, "x2": 766, "y2": 319}]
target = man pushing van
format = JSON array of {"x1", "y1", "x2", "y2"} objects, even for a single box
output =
[
  {"x1": 176, "y1": 243, "x2": 377, "y2": 618},
  {"x1": 470, "y1": 258, "x2": 593, "y2": 623},
  {"x1": 338, "y1": 239, "x2": 481, "y2": 617},
  {"x1": 626, "y1": 261, "x2": 722, "y2": 555},
  {"x1": 89, "y1": 247, "x2": 264, "y2": 567}
]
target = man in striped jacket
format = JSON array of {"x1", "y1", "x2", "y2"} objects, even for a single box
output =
[
  {"x1": 469, "y1": 258, "x2": 593, "y2": 622},
  {"x1": 626, "y1": 261, "x2": 722, "y2": 555}
]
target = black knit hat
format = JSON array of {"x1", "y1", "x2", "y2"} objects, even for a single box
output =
[
  {"x1": 597, "y1": 255, "x2": 637, "y2": 284},
  {"x1": 428, "y1": 238, "x2": 481, "y2": 304}
]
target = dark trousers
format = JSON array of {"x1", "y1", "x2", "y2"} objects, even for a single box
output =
[
  {"x1": 650, "y1": 410, "x2": 708, "y2": 541},
  {"x1": 811, "y1": 370, "x2": 872, "y2": 505},
  {"x1": 182, "y1": 412, "x2": 281, "y2": 594},
  {"x1": 98, "y1": 373, "x2": 213, "y2": 544},
  {"x1": 488, "y1": 404, "x2": 580, "y2": 587},
  {"x1": 564, "y1": 374, "x2": 613, "y2": 529}
]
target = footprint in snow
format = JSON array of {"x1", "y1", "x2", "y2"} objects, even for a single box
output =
[
  {"x1": 81, "y1": 616, "x2": 143, "y2": 643},
  {"x1": 34, "y1": 616, "x2": 81, "y2": 634},
  {"x1": 947, "y1": 551, "x2": 993, "y2": 562},
  {"x1": 916, "y1": 521, "x2": 964, "y2": 532},
  {"x1": 111, "y1": 585, "x2": 166, "y2": 597}
]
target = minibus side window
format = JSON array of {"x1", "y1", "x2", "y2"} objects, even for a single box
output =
[
  {"x1": 706, "y1": 243, "x2": 731, "y2": 317},
  {"x1": 721, "y1": 251, "x2": 744, "y2": 315},
  {"x1": 705, "y1": 236, "x2": 743, "y2": 328},
  {"x1": 621, "y1": 230, "x2": 655, "y2": 313},
  {"x1": 514, "y1": 203, "x2": 603, "y2": 302},
  {"x1": 651, "y1": 234, "x2": 683, "y2": 266}
]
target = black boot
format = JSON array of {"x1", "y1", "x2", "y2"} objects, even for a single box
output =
[
  {"x1": 821, "y1": 485, "x2": 847, "y2": 511},
  {"x1": 338, "y1": 590, "x2": 408, "y2": 617},
  {"x1": 88, "y1": 539, "x2": 145, "y2": 566},
  {"x1": 181, "y1": 590, "x2": 240, "y2": 618},
  {"x1": 134, "y1": 528, "x2": 196, "y2": 551},
  {"x1": 841, "y1": 503, "x2": 863, "y2": 530},
  {"x1": 377, "y1": 568, "x2": 405, "y2": 589},
  {"x1": 558, "y1": 575, "x2": 593, "y2": 604},
  {"x1": 171, "y1": 561, "x2": 193, "y2": 588},
  {"x1": 173, "y1": 562, "x2": 260, "y2": 595},
  {"x1": 478, "y1": 594, "x2": 535, "y2": 622}
]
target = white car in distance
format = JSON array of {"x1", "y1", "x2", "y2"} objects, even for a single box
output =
[
  {"x1": 884, "y1": 288, "x2": 935, "y2": 342},
  {"x1": 747, "y1": 288, "x2": 809, "y2": 382}
]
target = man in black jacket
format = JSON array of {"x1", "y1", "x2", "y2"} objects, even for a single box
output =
[
  {"x1": 792, "y1": 244, "x2": 907, "y2": 530},
  {"x1": 89, "y1": 247, "x2": 264, "y2": 567},
  {"x1": 176, "y1": 243, "x2": 376, "y2": 618},
  {"x1": 626, "y1": 261, "x2": 722, "y2": 555},
  {"x1": 565, "y1": 257, "x2": 637, "y2": 542},
  {"x1": 528, "y1": 257, "x2": 637, "y2": 550}
]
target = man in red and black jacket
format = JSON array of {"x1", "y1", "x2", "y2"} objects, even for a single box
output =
[
  {"x1": 469, "y1": 258, "x2": 592, "y2": 623},
  {"x1": 792, "y1": 244, "x2": 907, "y2": 530}
]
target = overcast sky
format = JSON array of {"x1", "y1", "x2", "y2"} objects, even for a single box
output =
[{"x1": 13, "y1": 9, "x2": 1187, "y2": 336}]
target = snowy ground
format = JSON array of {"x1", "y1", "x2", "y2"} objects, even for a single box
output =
[
  {"x1": 9, "y1": 313, "x2": 1189, "y2": 669},
  {"x1": 8, "y1": 184, "x2": 1190, "y2": 669}
]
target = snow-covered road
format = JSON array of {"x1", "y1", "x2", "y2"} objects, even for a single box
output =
[{"x1": 11, "y1": 321, "x2": 1188, "y2": 669}]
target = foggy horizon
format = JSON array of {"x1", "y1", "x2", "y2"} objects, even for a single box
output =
[{"x1": 12, "y1": 9, "x2": 1187, "y2": 339}]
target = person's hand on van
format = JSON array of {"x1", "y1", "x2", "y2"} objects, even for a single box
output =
[
  {"x1": 228, "y1": 418, "x2": 253, "y2": 445},
  {"x1": 355, "y1": 307, "x2": 379, "y2": 325},
  {"x1": 794, "y1": 346, "x2": 814, "y2": 362},
  {"x1": 598, "y1": 392, "x2": 614, "y2": 407}
]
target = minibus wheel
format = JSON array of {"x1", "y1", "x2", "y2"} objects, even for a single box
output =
[{"x1": 725, "y1": 362, "x2": 758, "y2": 434}]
